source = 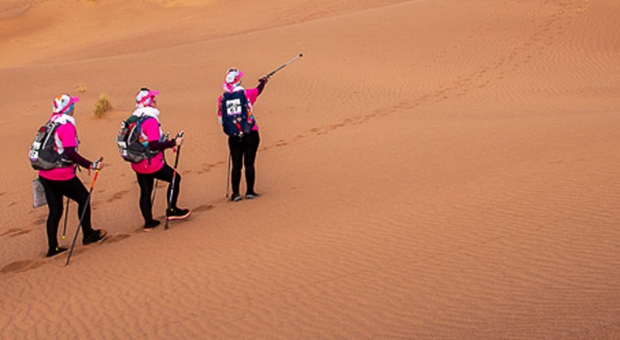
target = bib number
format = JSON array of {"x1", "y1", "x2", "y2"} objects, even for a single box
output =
[
  {"x1": 29, "y1": 142, "x2": 41, "y2": 159},
  {"x1": 226, "y1": 99, "x2": 242, "y2": 115}
]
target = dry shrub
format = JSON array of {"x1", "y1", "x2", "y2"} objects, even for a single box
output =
[
  {"x1": 93, "y1": 93, "x2": 112, "y2": 118},
  {"x1": 76, "y1": 84, "x2": 88, "y2": 93}
]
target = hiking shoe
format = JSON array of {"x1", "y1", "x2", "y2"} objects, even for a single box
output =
[
  {"x1": 230, "y1": 194, "x2": 243, "y2": 202},
  {"x1": 46, "y1": 247, "x2": 68, "y2": 258},
  {"x1": 166, "y1": 207, "x2": 191, "y2": 221},
  {"x1": 143, "y1": 219, "x2": 161, "y2": 232},
  {"x1": 82, "y1": 229, "x2": 108, "y2": 246},
  {"x1": 245, "y1": 192, "x2": 260, "y2": 200}
]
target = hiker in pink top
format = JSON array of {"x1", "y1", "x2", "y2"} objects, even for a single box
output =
[
  {"x1": 130, "y1": 88, "x2": 191, "y2": 231},
  {"x1": 37, "y1": 94, "x2": 107, "y2": 257},
  {"x1": 217, "y1": 68, "x2": 268, "y2": 202}
]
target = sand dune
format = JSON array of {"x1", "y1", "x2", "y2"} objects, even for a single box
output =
[{"x1": 1, "y1": 0, "x2": 620, "y2": 339}]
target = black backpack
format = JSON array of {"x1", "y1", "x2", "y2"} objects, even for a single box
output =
[
  {"x1": 28, "y1": 121, "x2": 73, "y2": 170},
  {"x1": 220, "y1": 90, "x2": 255, "y2": 137},
  {"x1": 116, "y1": 115, "x2": 158, "y2": 163}
]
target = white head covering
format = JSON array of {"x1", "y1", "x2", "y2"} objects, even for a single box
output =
[
  {"x1": 135, "y1": 88, "x2": 159, "y2": 108},
  {"x1": 53, "y1": 94, "x2": 79, "y2": 115}
]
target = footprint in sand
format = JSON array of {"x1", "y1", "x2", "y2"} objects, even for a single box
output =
[
  {"x1": 194, "y1": 204, "x2": 214, "y2": 212},
  {"x1": 1, "y1": 260, "x2": 46, "y2": 274},
  {"x1": 69, "y1": 233, "x2": 132, "y2": 256},
  {"x1": 1, "y1": 228, "x2": 32, "y2": 238},
  {"x1": 198, "y1": 163, "x2": 220, "y2": 174},
  {"x1": 107, "y1": 190, "x2": 129, "y2": 203},
  {"x1": 3, "y1": 234, "x2": 139, "y2": 275},
  {"x1": 105, "y1": 234, "x2": 131, "y2": 244}
]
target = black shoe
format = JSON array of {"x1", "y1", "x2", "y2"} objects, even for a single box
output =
[
  {"x1": 46, "y1": 247, "x2": 68, "y2": 258},
  {"x1": 82, "y1": 229, "x2": 108, "y2": 246},
  {"x1": 230, "y1": 194, "x2": 243, "y2": 202},
  {"x1": 143, "y1": 219, "x2": 161, "y2": 232},
  {"x1": 245, "y1": 192, "x2": 260, "y2": 200},
  {"x1": 166, "y1": 207, "x2": 191, "y2": 221}
]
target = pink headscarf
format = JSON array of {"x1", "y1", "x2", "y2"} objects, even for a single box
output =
[{"x1": 135, "y1": 88, "x2": 159, "y2": 108}]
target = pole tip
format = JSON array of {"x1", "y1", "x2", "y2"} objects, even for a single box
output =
[{"x1": 299, "y1": 53, "x2": 303, "y2": 57}]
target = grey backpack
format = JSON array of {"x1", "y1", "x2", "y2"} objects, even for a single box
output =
[{"x1": 28, "y1": 121, "x2": 73, "y2": 170}]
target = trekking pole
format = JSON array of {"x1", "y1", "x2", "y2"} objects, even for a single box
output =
[
  {"x1": 61, "y1": 197, "x2": 70, "y2": 239},
  {"x1": 226, "y1": 153, "x2": 231, "y2": 198},
  {"x1": 265, "y1": 53, "x2": 303, "y2": 79},
  {"x1": 165, "y1": 132, "x2": 184, "y2": 230},
  {"x1": 66, "y1": 157, "x2": 103, "y2": 266}
]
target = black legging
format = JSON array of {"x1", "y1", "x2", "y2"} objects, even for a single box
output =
[
  {"x1": 135, "y1": 163, "x2": 181, "y2": 222},
  {"x1": 228, "y1": 130, "x2": 260, "y2": 195},
  {"x1": 39, "y1": 176, "x2": 94, "y2": 250}
]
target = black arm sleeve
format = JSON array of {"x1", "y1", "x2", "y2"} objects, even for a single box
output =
[
  {"x1": 148, "y1": 140, "x2": 176, "y2": 152},
  {"x1": 64, "y1": 147, "x2": 92, "y2": 168},
  {"x1": 257, "y1": 79, "x2": 266, "y2": 96}
]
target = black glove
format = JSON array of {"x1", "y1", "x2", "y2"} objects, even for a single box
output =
[{"x1": 257, "y1": 77, "x2": 268, "y2": 95}]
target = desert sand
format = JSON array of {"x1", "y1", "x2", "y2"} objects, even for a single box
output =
[{"x1": 1, "y1": 0, "x2": 619, "y2": 338}]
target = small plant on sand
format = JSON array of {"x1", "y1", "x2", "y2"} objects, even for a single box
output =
[
  {"x1": 93, "y1": 93, "x2": 112, "y2": 118},
  {"x1": 76, "y1": 84, "x2": 88, "y2": 93}
]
